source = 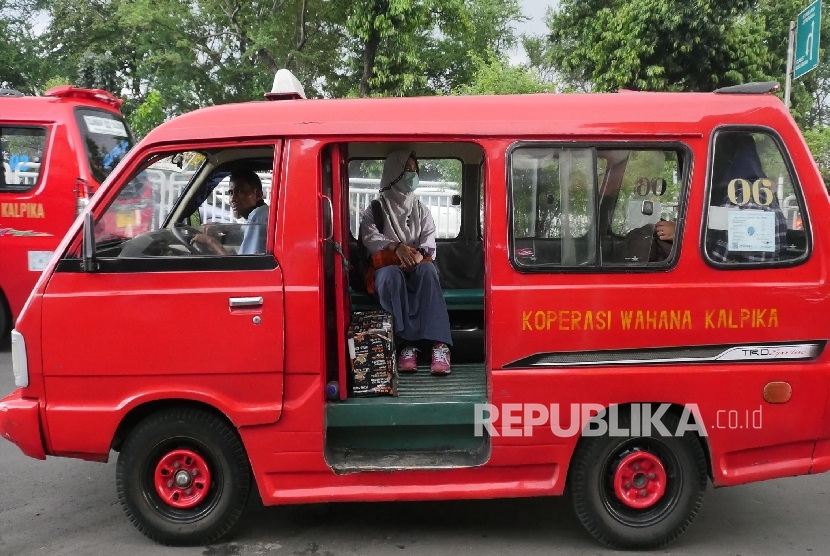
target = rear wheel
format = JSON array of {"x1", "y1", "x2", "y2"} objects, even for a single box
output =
[
  {"x1": 569, "y1": 407, "x2": 707, "y2": 549},
  {"x1": 116, "y1": 407, "x2": 251, "y2": 545},
  {"x1": 0, "y1": 291, "x2": 10, "y2": 339}
]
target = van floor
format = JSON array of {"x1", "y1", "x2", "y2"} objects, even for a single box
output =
[{"x1": 325, "y1": 363, "x2": 489, "y2": 472}]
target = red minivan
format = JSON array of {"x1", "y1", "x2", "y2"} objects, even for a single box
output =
[
  {"x1": 0, "y1": 86, "x2": 145, "y2": 336},
  {"x1": 2, "y1": 73, "x2": 829, "y2": 550}
]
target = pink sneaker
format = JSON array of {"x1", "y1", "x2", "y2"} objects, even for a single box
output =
[
  {"x1": 431, "y1": 343, "x2": 451, "y2": 375},
  {"x1": 397, "y1": 346, "x2": 418, "y2": 372}
]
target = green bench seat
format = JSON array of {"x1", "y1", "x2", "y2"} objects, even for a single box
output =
[{"x1": 350, "y1": 288, "x2": 484, "y2": 311}]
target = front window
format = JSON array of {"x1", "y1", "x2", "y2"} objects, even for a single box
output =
[
  {"x1": 74, "y1": 108, "x2": 135, "y2": 184},
  {"x1": 0, "y1": 126, "x2": 47, "y2": 192},
  {"x1": 93, "y1": 148, "x2": 274, "y2": 261}
]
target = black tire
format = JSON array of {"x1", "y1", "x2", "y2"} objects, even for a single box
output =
[
  {"x1": 0, "y1": 292, "x2": 10, "y2": 339},
  {"x1": 569, "y1": 406, "x2": 707, "y2": 549},
  {"x1": 116, "y1": 407, "x2": 252, "y2": 545}
]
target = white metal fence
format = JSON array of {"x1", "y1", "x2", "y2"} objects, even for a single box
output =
[
  {"x1": 3, "y1": 161, "x2": 41, "y2": 186},
  {"x1": 348, "y1": 178, "x2": 461, "y2": 239},
  {"x1": 146, "y1": 169, "x2": 273, "y2": 227},
  {"x1": 133, "y1": 168, "x2": 459, "y2": 237}
]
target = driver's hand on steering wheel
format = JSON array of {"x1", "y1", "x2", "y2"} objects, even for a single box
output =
[
  {"x1": 655, "y1": 220, "x2": 675, "y2": 242},
  {"x1": 200, "y1": 223, "x2": 221, "y2": 238},
  {"x1": 191, "y1": 233, "x2": 226, "y2": 255}
]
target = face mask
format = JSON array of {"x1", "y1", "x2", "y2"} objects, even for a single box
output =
[{"x1": 403, "y1": 171, "x2": 419, "y2": 193}]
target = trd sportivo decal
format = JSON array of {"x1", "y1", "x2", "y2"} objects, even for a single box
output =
[{"x1": 503, "y1": 341, "x2": 826, "y2": 369}]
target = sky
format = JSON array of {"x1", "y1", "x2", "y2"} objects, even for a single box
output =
[{"x1": 512, "y1": 0, "x2": 559, "y2": 63}]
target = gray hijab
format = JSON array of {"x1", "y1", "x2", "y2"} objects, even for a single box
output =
[{"x1": 378, "y1": 149, "x2": 422, "y2": 245}]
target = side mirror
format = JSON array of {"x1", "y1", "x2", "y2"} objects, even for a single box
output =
[
  {"x1": 82, "y1": 212, "x2": 97, "y2": 272},
  {"x1": 452, "y1": 194, "x2": 461, "y2": 206}
]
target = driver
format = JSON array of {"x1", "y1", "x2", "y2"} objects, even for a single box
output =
[{"x1": 191, "y1": 169, "x2": 268, "y2": 255}]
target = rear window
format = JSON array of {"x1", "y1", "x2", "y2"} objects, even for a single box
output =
[
  {"x1": 0, "y1": 126, "x2": 48, "y2": 192},
  {"x1": 74, "y1": 108, "x2": 135, "y2": 184}
]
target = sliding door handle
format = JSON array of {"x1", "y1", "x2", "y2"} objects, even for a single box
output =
[{"x1": 229, "y1": 296, "x2": 263, "y2": 308}]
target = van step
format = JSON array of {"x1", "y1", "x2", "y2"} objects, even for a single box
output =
[
  {"x1": 326, "y1": 447, "x2": 488, "y2": 473},
  {"x1": 326, "y1": 363, "x2": 486, "y2": 427}
]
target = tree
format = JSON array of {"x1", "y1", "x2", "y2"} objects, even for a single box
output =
[
  {"x1": 454, "y1": 54, "x2": 552, "y2": 95},
  {"x1": 76, "y1": 51, "x2": 119, "y2": 93},
  {"x1": 129, "y1": 89, "x2": 165, "y2": 140},
  {"x1": 327, "y1": 0, "x2": 525, "y2": 98},
  {"x1": 541, "y1": 0, "x2": 772, "y2": 92},
  {"x1": 0, "y1": 0, "x2": 47, "y2": 93}
]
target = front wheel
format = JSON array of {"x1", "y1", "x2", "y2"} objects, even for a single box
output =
[
  {"x1": 569, "y1": 407, "x2": 708, "y2": 549},
  {"x1": 116, "y1": 407, "x2": 251, "y2": 545}
]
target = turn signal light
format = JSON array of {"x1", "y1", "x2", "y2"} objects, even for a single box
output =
[{"x1": 763, "y1": 381, "x2": 792, "y2": 404}]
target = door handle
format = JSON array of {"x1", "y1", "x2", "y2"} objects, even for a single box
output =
[{"x1": 229, "y1": 296, "x2": 263, "y2": 308}]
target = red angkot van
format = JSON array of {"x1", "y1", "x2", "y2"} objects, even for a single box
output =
[
  {"x1": 0, "y1": 86, "x2": 145, "y2": 336},
  {"x1": 1, "y1": 72, "x2": 827, "y2": 550}
]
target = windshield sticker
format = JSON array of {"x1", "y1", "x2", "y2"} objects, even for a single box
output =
[
  {"x1": 83, "y1": 115, "x2": 127, "y2": 137},
  {"x1": 0, "y1": 227, "x2": 52, "y2": 237},
  {"x1": 1, "y1": 202, "x2": 45, "y2": 218},
  {"x1": 727, "y1": 210, "x2": 775, "y2": 252},
  {"x1": 103, "y1": 140, "x2": 131, "y2": 170}
]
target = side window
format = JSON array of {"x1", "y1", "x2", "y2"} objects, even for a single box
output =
[
  {"x1": 509, "y1": 144, "x2": 688, "y2": 270},
  {"x1": 610, "y1": 151, "x2": 680, "y2": 235},
  {"x1": 0, "y1": 127, "x2": 47, "y2": 191},
  {"x1": 93, "y1": 148, "x2": 274, "y2": 259},
  {"x1": 510, "y1": 147, "x2": 596, "y2": 267},
  {"x1": 349, "y1": 158, "x2": 463, "y2": 239},
  {"x1": 704, "y1": 130, "x2": 807, "y2": 266}
]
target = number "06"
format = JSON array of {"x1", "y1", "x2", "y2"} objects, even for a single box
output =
[{"x1": 727, "y1": 178, "x2": 774, "y2": 206}]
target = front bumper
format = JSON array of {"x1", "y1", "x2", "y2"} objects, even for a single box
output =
[{"x1": 0, "y1": 390, "x2": 45, "y2": 460}]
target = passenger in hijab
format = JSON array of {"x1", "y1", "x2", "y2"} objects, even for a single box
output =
[
  {"x1": 711, "y1": 134, "x2": 770, "y2": 206},
  {"x1": 359, "y1": 150, "x2": 452, "y2": 375}
]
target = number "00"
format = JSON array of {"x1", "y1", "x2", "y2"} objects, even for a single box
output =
[
  {"x1": 635, "y1": 177, "x2": 667, "y2": 196},
  {"x1": 727, "y1": 178, "x2": 774, "y2": 206}
]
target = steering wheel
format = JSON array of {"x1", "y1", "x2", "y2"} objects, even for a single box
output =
[{"x1": 170, "y1": 225, "x2": 207, "y2": 255}]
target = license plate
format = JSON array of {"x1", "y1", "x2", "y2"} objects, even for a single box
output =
[{"x1": 116, "y1": 211, "x2": 137, "y2": 227}]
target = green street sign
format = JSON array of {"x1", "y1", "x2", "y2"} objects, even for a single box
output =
[{"x1": 795, "y1": 0, "x2": 822, "y2": 79}]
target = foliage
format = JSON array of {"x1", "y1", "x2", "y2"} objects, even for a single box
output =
[
  {"x1": 76, "y1": 51, "x2": 119, "y2": 93},
  {"x1": 803, "y1": 126, "x2": 830, "y2": 186},
  {"x1": 455, "y1": 54, "x2": 553, "y2": 95},
  {"x1": 129, "y1": 90, "x2": 165, "y2": 140},
  {"x1": 543, "y1": 0, "x2": 770, "y2": 92},
  {"x1": 0, "y1": 0, "x2": 47, "y2": 93},
  {"x1": 327, "y1": 0, "x2": 525, "y2": 97}
]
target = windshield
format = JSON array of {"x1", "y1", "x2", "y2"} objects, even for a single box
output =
[{"x1": 74, "y1": 108, "x2": 135, "y2": 184}]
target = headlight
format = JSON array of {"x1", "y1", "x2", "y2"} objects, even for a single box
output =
[{"x1": 11, "y1": 330, "x2": 29, "y2": 388}]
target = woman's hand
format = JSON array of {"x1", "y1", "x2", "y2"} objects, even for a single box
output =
[
  {"x1": 395, "y1": 243, "x2": 419, "y2": 270},
  {"x1": 655, "y1": 220, "x2": 676, "y2": 241}
]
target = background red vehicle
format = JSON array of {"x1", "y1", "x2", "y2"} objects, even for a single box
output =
[{"x1": 0, "y1": 86, "x2": 145, "y2": 337}]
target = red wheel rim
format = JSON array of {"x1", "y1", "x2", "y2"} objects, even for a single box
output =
[
  {"x1": 612, "y1": 451, "x2": 667, "y2": 509},
  {"x1": 154, "y1": 449, "x2": 211, "y2": 509}
]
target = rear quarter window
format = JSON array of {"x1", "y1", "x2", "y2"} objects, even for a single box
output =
[{"x1": 0, "y1": 126, "x2": 48, "y2": 192}]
